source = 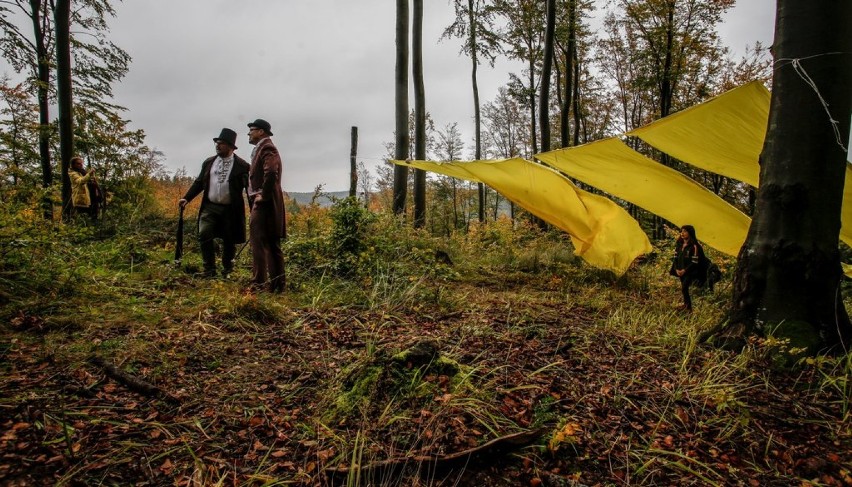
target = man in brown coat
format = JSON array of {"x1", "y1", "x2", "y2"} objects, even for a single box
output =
[
  {"x1": 247, "y1": 119, "x2": 286, "y2": 293},
  {"x1": 179, "y1": 128, "x2": 250, "y2": 278}
]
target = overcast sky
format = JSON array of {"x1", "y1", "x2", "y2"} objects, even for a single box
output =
[{"x1": 102, "y1": 1, "x2": 775, "y2": 192}]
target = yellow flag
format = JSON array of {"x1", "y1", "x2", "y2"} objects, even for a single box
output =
[
  {"x1": 537, "y1": 138, "x2": 751, "y2": 257},
  {"x1": 394, "y1": 158, "x2": 653, "y2": 276},
  {"x1": 626, "y1": 80, "x2": 852, "y2": 252},
  {"x1": 628, "y1": 80, "x2": 768, "y2": 187}
]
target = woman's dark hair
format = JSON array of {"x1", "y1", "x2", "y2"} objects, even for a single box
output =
[{"x1": 680, "y1": 224, "x2": 697, "y2": 242}]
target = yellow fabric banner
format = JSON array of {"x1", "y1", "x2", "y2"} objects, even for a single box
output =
[
  {"x1": 536, "y1": 138, "x2": 751, "y2": 257},
  {"x1": 844, "y1": 167, "x2": 852, "y2": 248},
  {"x1": 393, "y1": 82, "x2": 851, "y2": 275},
  {"x1": 394, "y1": 158, "x2": 653, "y2": 276},
  {"x1": 627, "y1": 80, "x2": 768, "y2": 187},
  {"x1": 625, "y1": 80, "x2": 852, "y2": 251}
]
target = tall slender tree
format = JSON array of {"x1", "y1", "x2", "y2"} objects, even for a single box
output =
[
  {"x1": 716, "y1": 0, "x2": 852, "y2": 354},
  {"x1": 54, "y1": 0, "x2": 72, "y2": 219},
  {"x1": 442, "y1": 0, "x2": 502, "y2": 223},
  {"x1": 434, "y1": 122, "x2": 465, "y2": 229},
  {"x1": 556, "y1": 0, "x2": 577, "y2": 148},
  {"x1": 539, "y1": 0, "x2": 556, "y2": 153},
  {"x1": 615, "y1": 0, "x2": 733, "y2": 238},
  {"x1": 0, "y1": 0, "x2": 129, "y2": 219},
  {"x1": 617, "y1": 0, "x2": 733, "y2": 121},
  {"x1": 392, "y1": 0, "x2": 410, "y2": 216},
  {"x1": 598, "y1": 11, "x2": 650, "y2": 134},
  {"x1": 482, "y1": 87, "x2": 527, "y2": 160},
  {"x1": 552, "y1": 0, "x2": 593, "y2": 148},
  {"x1": 0, "y1": 0, "x2": 53, "y2": 218},
  {"x1": 495, "y1": 0, "x2": 546, "y2": 155},
  {"x1": 412, "y1": 0, "x2": 426, "y2": 227}
]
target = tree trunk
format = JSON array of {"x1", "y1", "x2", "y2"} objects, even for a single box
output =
[
  {"x1": 412, "y1": 0, "x2": 426, "y2": 228},
  {"x1": 393, "y1": 0, "x2": 410, "y2": 216},
  {"x1": 660, "y1": 5, "x2": 674, "y2": 119},
  {"x1": 654, "y1": 5, "x2": 675, "y2": 242},
  {"x1": 722, "y1": 0, "x2": 852, "y2": 354},
  {"x1": 452, "y1": 179, "x2": 459, "y2": 229},
  {"x1": 55, "y1": 0, "x2": 73, "y2": 221},
  {"x1": 468, "y1": 0, "x2": 486, "y2": 223},
  {"x1": 30, "y1": 0, "x2": 52, "y2": 220},
  {"x1": 529, "y1": 27, "x2": 547, "y2": 231},
  {"x1": 572, "y1": 55, "x2": 581, "y2": 146},
  {"x1": 539, "y1": 0, "x2": 555, "y2": 153},
  {"x1": 528, "y1": 61, "x2": 537, "y2": 155},
  {"x1": 560, "y1": 0, "x2": 576, "y2": 149}
]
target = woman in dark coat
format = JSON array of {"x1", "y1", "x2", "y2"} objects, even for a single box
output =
[{"x1": 671, "y1": 224, "x2": 706, "y2": 311}]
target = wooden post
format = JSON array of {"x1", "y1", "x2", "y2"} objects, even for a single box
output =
[{"x1": 350, "y1": 126, "x2": 358, "y2": 198}]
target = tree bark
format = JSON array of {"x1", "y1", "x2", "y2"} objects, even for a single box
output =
[
  {"x1": 30, "y1": 0, "x2": 53, "y2": 220},
  {"x1": 55, "y1": 0, "x2": 73, "y2": 221},
  {"x1": 412, "y1": 0, "x2": 426, "y2": 228},
  {"x1": 393, "y1": 0, "x2": 410, "y2": 216},
  {"x1": 722, "y1": 0, "x2": 852, "y2": 354},
  {"x1": 467, "y1": 0, "x2": 486, "y2": 223},
  {"x1": 560, "y1": 0, "x2": 577, "y2": 149},
  {"x1": 572, "y1": 54, "x2": 581, "y2": 146},
  {"x1": 539, "y1": 0, "x2": 555, "y2": 153},
  {"x1": 527, "y1": 61, "x2": 537, "y2": 155}
]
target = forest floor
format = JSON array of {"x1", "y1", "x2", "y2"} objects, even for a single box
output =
[{"x1": 2, "y1": 239, "x2": 852, "y2": 486}]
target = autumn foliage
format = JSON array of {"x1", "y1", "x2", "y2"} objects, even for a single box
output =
[{"x1": 1, "y1": 187, "x2": 851, "y2": 486}]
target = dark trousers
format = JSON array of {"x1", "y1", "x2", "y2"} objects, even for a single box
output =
[
  {"x1": 74, "y1": 205, "x2": 95, "y2": 221},
  {"x1": 680, "y1": 274, "x2": 696, "y2": 309},
  {"x1": 198, "y1": 203, "x2": 236, "y2": 275},
  {"x1": 249, "y1": 205, "x2": 285, "y2": 291}
]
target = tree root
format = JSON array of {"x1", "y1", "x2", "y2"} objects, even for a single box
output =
[
  {"x1": 698, "y1": 320, "x2": 748, "y2": 352},
  {"x1": 88, "y1": 356, "x2": 180, "y2": 405},
  {"x1": 324, "y1": 427, "x2": 545, "y2": 479}
]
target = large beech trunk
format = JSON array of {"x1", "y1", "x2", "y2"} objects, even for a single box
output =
[{"x1": 724, "y1": 0, "x2": 852, "y2": 353}]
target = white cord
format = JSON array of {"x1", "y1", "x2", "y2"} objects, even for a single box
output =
[{"x1": 775, "y1": 53, "x2": 848, "y2": 153}]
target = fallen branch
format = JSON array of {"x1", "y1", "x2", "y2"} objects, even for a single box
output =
[
  {"x1": 88, "y1": 356, "x2": 180, "y2": 405},
  {"x1": 324, "y1": 427, "x2": 545, "y2": 479}
]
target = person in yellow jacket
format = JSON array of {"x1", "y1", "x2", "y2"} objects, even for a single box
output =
[{"x1": 68, "y1": 156, "x2": 97, "y2": 219}]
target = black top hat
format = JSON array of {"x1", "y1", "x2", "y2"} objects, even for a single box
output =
[
  {"x1": 247, "y1": 119, "x2": 273, "y2": 136},
  {"x1": 214, "y1": 128, "x2": 238, "y2": 149}
]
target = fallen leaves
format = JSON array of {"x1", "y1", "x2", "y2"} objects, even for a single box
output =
[{"x1": 2, "y1": 286, "x2": 851, "y2": 487}]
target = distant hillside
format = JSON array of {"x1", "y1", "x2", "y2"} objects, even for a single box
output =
[
  {"x1": 287, "y1": 190, "x2": 515, "y2": 215},
  {"x1": 286, "y1": 190, "x2": 351, "y2": 207}
]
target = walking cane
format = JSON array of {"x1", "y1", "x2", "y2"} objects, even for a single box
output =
[
  {"x1": 234, "y1": 240, "x2": 249, "y2": 262},
  {"x1": 232, "y1": 184, "x2": 252, "y2": 264},
  {"x1": 174, "y1": 206, "x2": 185, "y2": 265}
]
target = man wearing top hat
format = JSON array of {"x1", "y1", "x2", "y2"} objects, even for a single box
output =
[
  {"x1": 246, "y1": 118, "x2": 286, "y2": 293},
  {"x1": 179, "y1": 128, "x2": 250, "y2": 278}
]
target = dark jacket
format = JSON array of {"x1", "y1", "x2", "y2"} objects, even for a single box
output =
[
  {"x1": 249, "y1": 137, "x2": 286, "y2": 239},
  {"x1": 671, "y1": 238, "x2": 706, "y2": 280},
  {"x1": 183, "y1": 154, "x2": 250, "y2": 243}
]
